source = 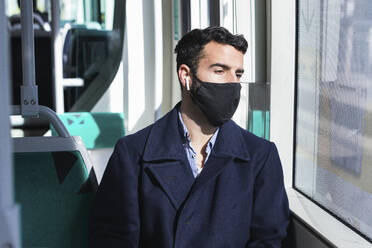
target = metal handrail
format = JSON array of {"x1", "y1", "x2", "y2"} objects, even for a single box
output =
[
  {"x1": 20, "y1": 0, "x2": 35, "y2": 88},
  {"x1": 20, "y1": 0, "x2": 39, "y2": 117},
  {"x1": 11, "y1": 105, "x2": 70, "y2": 138}
]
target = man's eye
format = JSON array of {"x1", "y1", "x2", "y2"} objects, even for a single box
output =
[
  {"x1": 215, "y1": 70, "x2": 224, "y2": 74},
  {"x1": 236, "y1": 74, "x2": 242, "y2": 78}
]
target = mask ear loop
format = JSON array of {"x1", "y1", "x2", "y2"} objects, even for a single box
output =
[{"x1": 186, "y1": 77, "x2": 190, "y2": 91}]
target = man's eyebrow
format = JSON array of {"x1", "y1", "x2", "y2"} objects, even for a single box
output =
[
  {"x1": 208, "y1": 63, "x2": 230, "y2": 69},
  {"x1": 209, "y1": 63, "x2": 244, "y2": 74}
]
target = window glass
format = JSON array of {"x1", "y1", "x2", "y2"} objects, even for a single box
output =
[
  {"x1": 173, "y1": 0, "x2": 179, "y2": 40},
  {"x1": 295, "y1": 0, "x2": 372, "y2": 241},
  {"x1": 60, "y1": 0, "x2": 120, "y2": 111},
  {"x1": 60, "y1": 0, "x2": 113, "y2": 30},
  {"x1": 220, "y1": 0, "x2": 236, "y2": 33},
  {"x1": 5, "y1": 0, "x2": 120, "y2": 111},
  {"x1": 6, "y1": 0, "x2": 20, "y2": 16},
  {"x1": 6, "y1": 0, "x2": 50, "y2": 21}
]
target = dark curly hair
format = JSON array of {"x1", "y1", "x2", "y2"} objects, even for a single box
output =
[{"x1": 174, "y1": 26, "x2": 248, "y2": 75}]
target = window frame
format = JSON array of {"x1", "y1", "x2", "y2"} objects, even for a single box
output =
[{"x1": 270, "y1": 0, "x2": 372, "y2": 247}]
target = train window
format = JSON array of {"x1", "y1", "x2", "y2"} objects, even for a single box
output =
[
  {"x1": 6, "y1": 0, "x2": 51, "y2": 30},
  {"x1": 295, "y1": 0, "x2": 372, "y2": 242},
  {"x1": 59, "y1": 0, "x2": 124, "y2": 112},
  {"x1": 220, "y1": 0, "x2": 236, "y2": 33},
  {"x1": 6, "y1": 0, "x2": 123, "y2": 114},
  {"x1": 60, "y1": 0, "x2": 113, "y2": 29},
  {"x1": 6, "y1": 0, "x2": 50, "y2": 18}
]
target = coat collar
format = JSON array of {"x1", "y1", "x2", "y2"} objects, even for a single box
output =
[
  {"x1": 142, "y1": 102, "x2": 251, "y2": 210},
  {"x1": 142, "y1": 103, "x2": 186, "y2": 162},
  {"x1": 142, "y1": 102, "x2": 251, "y2": 162}
]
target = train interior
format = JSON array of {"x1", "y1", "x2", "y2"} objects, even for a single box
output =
[{"x1": 0, "y1": 0, "x2": 371, "y2": 247}]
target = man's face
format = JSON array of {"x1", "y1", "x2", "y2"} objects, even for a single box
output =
[{"x1": 195, "y1": 41, "x2": 244, "y2": 83}]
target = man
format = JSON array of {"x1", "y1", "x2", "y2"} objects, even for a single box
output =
[{"x1": 89, "y1": 27, "x2": 289, "y2": 247}]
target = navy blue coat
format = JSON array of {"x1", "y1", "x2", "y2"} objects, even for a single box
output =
[{"x1": 89, "y1": 104, "x2": 289, "y2": 247}]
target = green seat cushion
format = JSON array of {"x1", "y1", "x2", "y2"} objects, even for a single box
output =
[
  {"x1": 52, "y1": 112, "x2": 125, "y2": 149},
  {"x1": 14, "y1": 151, "x2": 96, "y2": 248}
]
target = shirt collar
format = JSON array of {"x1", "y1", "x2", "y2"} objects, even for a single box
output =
[
  {"x1": 177, "y1": 110, "x2": 219, "y2": 147},
  {"x1": 142, "y1": 101, "x2": 251, "y2": 162}
]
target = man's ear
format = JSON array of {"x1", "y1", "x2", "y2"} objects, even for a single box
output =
[{"x1": 178, "y1": 64, "x2": 191, "y2": 90}]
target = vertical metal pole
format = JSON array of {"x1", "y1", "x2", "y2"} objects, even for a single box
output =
[
  {"x1": 154, "y1": 0, "x2": 163, "y2": 120},
  {"x1": 20, "y1": 0, "x2": 39, "y2": 117},
  {"x1": 209, "y1": 0, "x2": 220, "y2": 26},
  {"x1": 21, "y1": 0, "x2": 35, "y2": 87},
  {"x1": 51, "y1": 0, "x2": 65, "y2": 113},
  {"x1": 0, "y1": 0, "x2": 21, "y2": 247},
  {"x1": 254, "y1": 0, "x2": 267, "y2": 83},
  {"x1": 180, "y1": 0, "x2": 191, "y2": 35},
  {"x1": 51, "y1": 0, "x2": 60, "y2": 58}
]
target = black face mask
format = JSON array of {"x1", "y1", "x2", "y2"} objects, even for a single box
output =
[{"x1": 190, "y1": 76, "x2": 241, "y2": 127}]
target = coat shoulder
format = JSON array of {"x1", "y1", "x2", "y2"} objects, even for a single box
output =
[
  {"x1": 114, "y1": 124, "x2": 154, "y2": 156},
  {"x1": 113, "y1": 106, "x2": 179, "y2": 159},
  {"x1": 235, "y1": 122, "x2": 272, "y2": 145},
  {"x1": 234, "y1": 122, "x2": 275, "y2": 160}
]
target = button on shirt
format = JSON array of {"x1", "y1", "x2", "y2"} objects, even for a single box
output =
[{"x1": 178, "y1": 111, "x2": 219, "y2": 178}]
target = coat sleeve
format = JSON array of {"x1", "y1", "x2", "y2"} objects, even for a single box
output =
[
  {"x1": 89, "y1": 139, "x2": 140, "y2": 248},
  {"x1": 246, "y1": 142, "x2": 289, "y2": 248}
]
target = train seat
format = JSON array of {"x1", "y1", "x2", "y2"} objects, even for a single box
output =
[
  {"x1": 13, "y1": 136, "x2": 98, "y2": 248},
  {"x1": 52, "y1": 112, "x2": 125, "y2": 183}
]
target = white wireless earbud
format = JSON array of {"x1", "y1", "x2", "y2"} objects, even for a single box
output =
[{"x1": 186, "y1": 77, "x2": 190, "y2": 91}]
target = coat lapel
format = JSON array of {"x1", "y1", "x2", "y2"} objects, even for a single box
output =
[
  {"x1": 141, "y1": 103, "x2": 252, "y2": 209},
  {"x1": 190, "y1": 120, "x2": 251, "y2": 194},
  {"x1": 189, "y1": 155, "x2": 232, "y2": 195},
  {"x1": 145, "y1": 160, "x2": 194, "y2": 210},
  {"x1": 142, "y1": 103, "x2": 195, "y2": 210}
]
